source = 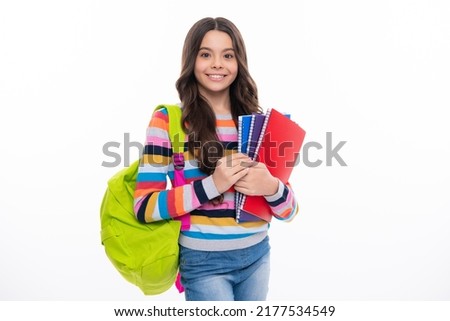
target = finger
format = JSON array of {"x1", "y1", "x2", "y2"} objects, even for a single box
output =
[
  {"x1": 219, "y1": 154, "x2": 249, "y2": 168},
  {"x1": 234, "y1": 175, "x2": 248, "y2": 186},
  {"x1": 226, "y1": 165, "x2": 246, "y2": 178},
  {"x1": 230, "y1": 152, "x2": 250, "y2": 159},
  {"x1": 240, "y1": 160, "x2": 257, "y2": 168},
  {"x1": 234, "y1": 185, "x2": 253, "y2": 195},
  {"x1": 232, "y1": 167, "x2": 250, "y2": 181},
  {"x1": 224, "y1": 157, "x2": 252, "y2": 171},
  {"x1": 231, "y1": 154, "x2": 252, "y2": 165},
  {"x1": 233, "y1": 180, "x2": 247, "y2": 189},
  {"x1": 223, "y1": 153, "x2": 247, "y2": 161}
]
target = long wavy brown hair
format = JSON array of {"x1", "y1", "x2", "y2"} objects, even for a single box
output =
[{"x1": 176, "y1": 17, "x2": 262, "y2": 175}]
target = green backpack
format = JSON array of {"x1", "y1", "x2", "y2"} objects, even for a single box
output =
[{"x1": 100, "y1": 104, "x2": 186, "y2": 295}]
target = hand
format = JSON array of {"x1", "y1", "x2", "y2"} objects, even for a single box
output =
[
  {"x1": 234, "y1": 162, "x2": 279, "y2": 196},
  {"x1": 212, "y1": 153, "x2": 252, "y2": 194}
]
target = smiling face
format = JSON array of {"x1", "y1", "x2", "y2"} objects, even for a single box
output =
[{"x1": 194, "y1": 30, "x2": 238, "y2": 100}]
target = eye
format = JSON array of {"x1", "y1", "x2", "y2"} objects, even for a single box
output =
[
  {"x1": 199, "y1": 52, "x2": 210, "y2": 58},
  {"x1": 224, "y1": 53, "x2": 234, "y2": 59}
]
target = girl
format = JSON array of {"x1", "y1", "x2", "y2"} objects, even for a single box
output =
[{"x1": 134, "y1": 17, "x2": 298, "y2": 301}]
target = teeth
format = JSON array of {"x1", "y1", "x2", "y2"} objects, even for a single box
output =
[{"x1": 208, "y1": 75, "x2": 224, "y2": 79}]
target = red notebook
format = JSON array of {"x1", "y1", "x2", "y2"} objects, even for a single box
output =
[{"x1": 236, "y1": 108, "x2": 306, "y2": 222}]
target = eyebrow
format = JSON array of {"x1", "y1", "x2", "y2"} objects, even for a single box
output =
[{"x1": 198, "y1": 47, "x2": 235, "y2": 52}]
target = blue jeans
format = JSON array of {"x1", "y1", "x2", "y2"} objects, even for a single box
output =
[{"x1": 179, "y1": 237, "x2": 271, "y2": 301}]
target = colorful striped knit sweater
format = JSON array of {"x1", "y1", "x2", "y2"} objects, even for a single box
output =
[{"x1": 133, "y1": 107, "x2": 298, "y2": 251}]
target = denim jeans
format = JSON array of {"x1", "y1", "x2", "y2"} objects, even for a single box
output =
[{"x1": 179, "y1": 237, "x2": 271, "y2": 301}]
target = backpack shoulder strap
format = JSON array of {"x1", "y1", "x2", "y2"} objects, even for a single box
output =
[
  {"x1": 153, "y1": 104, "x2": 190, "y2": 233},
  {"x1": 153, "y1": 104, "x2": 189, "y2": 294},
  {"x1": 153, "y1": 104, "x2": 185, "y2": 156},
  {"x1": 154, "y1": 104, "x2": 185, "y2": 171}
]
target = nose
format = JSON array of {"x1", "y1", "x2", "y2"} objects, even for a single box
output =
[{"x1": 211, "y1": 57, "x2": 223, "y2": 69}]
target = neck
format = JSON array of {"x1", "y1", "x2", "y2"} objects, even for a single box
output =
[{"x1": 200, "y1": 90, "x2": 232, "y2": 115}]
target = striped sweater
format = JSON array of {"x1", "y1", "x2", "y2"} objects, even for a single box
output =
[{"x1": 133, "y1": 107, "x2": 298, "y2": 251}]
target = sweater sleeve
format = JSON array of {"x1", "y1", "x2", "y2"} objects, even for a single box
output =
[
  {"x1": 264, "y1": 180, "x2": 299, "y2": 221},
  {"x1": 133, "y1": 109, "x2": 221, "y2": 223}
]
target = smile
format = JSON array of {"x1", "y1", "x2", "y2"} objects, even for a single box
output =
[{"x1": 207, "y1": 74, "x2": 226, "y2": 80}]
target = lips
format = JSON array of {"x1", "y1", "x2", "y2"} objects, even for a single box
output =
[{"x1": 207, "y1": 74, "x2": 226, "y2": 80}]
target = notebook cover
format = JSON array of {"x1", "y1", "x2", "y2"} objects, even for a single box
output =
[
  {"x1": 239, "y1": 115, "x2": 253, "y2": 155},
  {"x1": 236, "y1": 115, "x2": 253, "y2": 215},
  {"x1": 247, "y1": 114, "x2": 266, "y2": 160}
]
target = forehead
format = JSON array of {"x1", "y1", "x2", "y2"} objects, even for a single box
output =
[{"x1": 200, "y1": 30, "x2": 234, "y2": 50}]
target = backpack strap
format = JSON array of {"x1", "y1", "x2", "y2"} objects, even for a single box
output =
[
  {"x1": 153, "y1": 105, "x2": 190, "y2": 231},
  {"x1": 153, "y1": 104, "x2": 188, "y2": 294}
]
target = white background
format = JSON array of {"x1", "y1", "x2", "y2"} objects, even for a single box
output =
[{"x1": 1, "y1": 0, "x2": 449, "y2": 302}]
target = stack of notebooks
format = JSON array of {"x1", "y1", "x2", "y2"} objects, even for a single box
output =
[{"x1": 235, "y1": 108, "x2": 306, "y2": 223}]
